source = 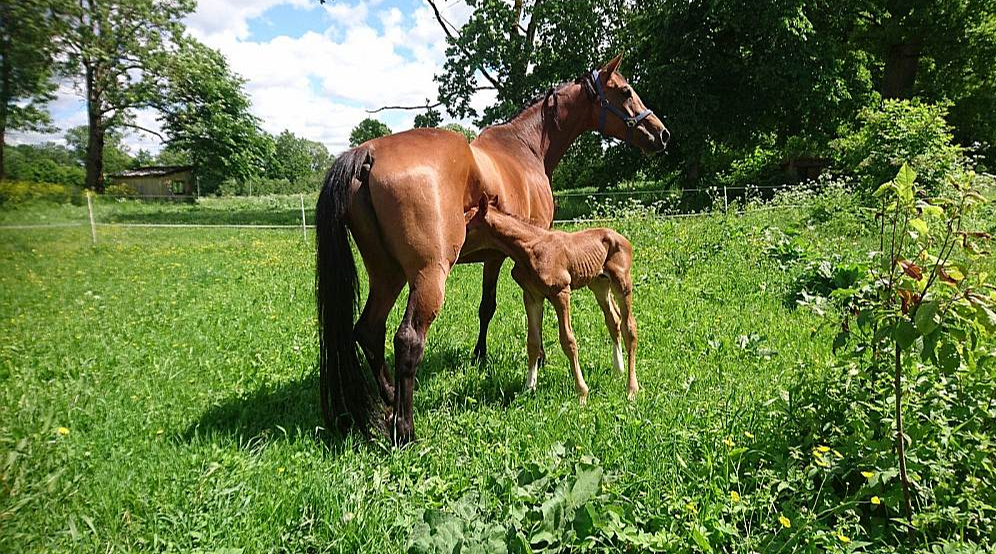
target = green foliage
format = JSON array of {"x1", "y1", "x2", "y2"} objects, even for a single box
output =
[
  {"x1": 156, "y1": 38, "x2": 273, "y2": 194},
  {"x1": 64, "y1": 125, "x2": 133, "y2": 175},
  {"x1": 413, "y1": 107, "x2": 442, "y2": 129},
  {"x1": 0, "y1": 0, "x2": 58, "y2": 173},
  {"x1": 2, "y1": 143, "x2": 85, "y2": 187},
  {"x1": 441, "y1": 123, "x2": 476, "y2": 143},
  {"x1": 0, "y1": 180, "x2": 78, "y2": 205},
  {"x1": 349, "y1": 118, "x2": 392, "y2": 147},
  {"x1": 267, "y1": 129, "x2": 331, "y2": 188},
  {"x1": 829, "y1": 165, "x2": 995, "y2": 535},
  {"x1": 834, "y1": 100, "x2": 964, "y2": 193},
  {"x1": 55, "y1": 0, "x2": 195, "y2": 191}
]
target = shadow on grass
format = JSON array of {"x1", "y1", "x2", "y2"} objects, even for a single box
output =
[{"x1": 183, "y1": 345, "x2": 520, "y2": 447}]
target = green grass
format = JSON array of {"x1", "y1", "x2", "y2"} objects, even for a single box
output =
[{"x1": 0, "y1": 196, "x2": 906, "y2": 552}]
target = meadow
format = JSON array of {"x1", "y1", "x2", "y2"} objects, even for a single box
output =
[{"x1": 1, "y1": 189, "x2": 993, "y2": 553}]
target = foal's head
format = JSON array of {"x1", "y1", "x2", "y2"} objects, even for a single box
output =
[
  {"x1": 464, "y1": 194, "x2": 500, "y2": 230},
  {"x1": 586, "y1": 53, "x2": 670, "y2": 154}
]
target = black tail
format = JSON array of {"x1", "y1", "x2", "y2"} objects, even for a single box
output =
[{"x1": 315, "y1": 147, "x2": 376, "y2": 436}]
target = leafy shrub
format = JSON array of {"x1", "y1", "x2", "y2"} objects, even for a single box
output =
[
  {"x1": 833, "y1": 100, "x2": 963, "y2": 193},
  {"x1": 102, "y1": 183, "x2": 138, "y2": 197},
  {"x1": 0, "y1": 180, "x2": 80, "y2": 206}
]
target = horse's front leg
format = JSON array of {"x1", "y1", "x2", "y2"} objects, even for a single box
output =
[{"x1": 473, "y1": 258, "x2": 504, "y2": 362}]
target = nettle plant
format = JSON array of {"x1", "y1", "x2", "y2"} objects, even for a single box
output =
[{"x1": 835, "y1": 164, "x2": 994, "y2": 527}]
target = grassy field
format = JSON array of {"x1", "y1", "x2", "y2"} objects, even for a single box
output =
[{"x1": 0, "y1": 191, "x2": 988, "y2": 552}]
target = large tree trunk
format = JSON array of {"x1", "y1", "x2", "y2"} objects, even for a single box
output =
[
  {"x1": 882, "y1": 40, "x2": 921, "y2": 99},
  {"x1": 84, "y1": 64, "x2": 105, "y2": 192}
]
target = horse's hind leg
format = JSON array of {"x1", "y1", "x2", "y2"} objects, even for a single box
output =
[
  {"x1": 355, "y1": 268, "x2": 404, "y2": 405},
  {"x1": 550, "y1": 291, "x2": 589, "y2": 405},
  {"x1": 473, "y1": 258, "x2": 504, "y2": 362},
  {"x1": 589, "y1": 276, "x2": 624, "y2": 374},
  {"x1": 392, "y1": 267, "x2": 448, "y2": 446}
]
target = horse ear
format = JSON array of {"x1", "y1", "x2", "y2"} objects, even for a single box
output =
[
  {"x1": 464, "y1": 206, "x2": 479, "y2": 225},
  {"x1": 602, "y1": 52, "x2": 624, "y2": 75}
]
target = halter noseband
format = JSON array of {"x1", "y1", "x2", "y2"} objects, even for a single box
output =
[{"x1": 589, "y1": 69, "x2": 654, "y2": 143}]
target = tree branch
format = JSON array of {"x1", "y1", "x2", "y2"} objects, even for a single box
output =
[
  {"x1": 425, "y1": 0, "x2": 504, "y2": 92},
  {"x1": 119, "y1": 122, "x2": 164, "y2": 140},
  {"x1": 367, "y1": 101, "x2": 443, "y2": 114}
]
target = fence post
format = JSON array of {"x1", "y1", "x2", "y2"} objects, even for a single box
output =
[
  {"x1": 723, "y1": 185, "x2": 729, "y2": 212},
  {"x1": 300, "y1": 194, "x2": 308, "y2": 245},
  {"x1": 86, "y1": 191, "x2": 97, "y2": 245}
]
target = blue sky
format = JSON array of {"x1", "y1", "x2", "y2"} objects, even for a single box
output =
[{"x1": 11, "y1": 0, "x2": 492, "y2": 154}]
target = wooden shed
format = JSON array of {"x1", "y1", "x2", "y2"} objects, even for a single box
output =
[{"x1": 107, "y1": 166, "x2": 195, "y2": 197}]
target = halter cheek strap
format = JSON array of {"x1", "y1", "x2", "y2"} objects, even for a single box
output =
[{"x1": 590, "y1": 69, "x2": 654, "y2": 143}]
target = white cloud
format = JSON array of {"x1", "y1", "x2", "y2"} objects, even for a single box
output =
[{"x1": 12, "y1": 0, "x2": 494, "y2": 156}]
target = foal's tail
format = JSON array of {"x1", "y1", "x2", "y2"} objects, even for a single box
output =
[{"x1": 315, "y1": 146, "x2": 376, "y2": 435}]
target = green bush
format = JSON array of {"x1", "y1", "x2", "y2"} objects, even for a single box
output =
[
  {"x1": 833, "y1": 100, "x2": 963, "y2": 193},
  {"x1": 0, "y1": 180, "x2": 80, "y2": 206}
]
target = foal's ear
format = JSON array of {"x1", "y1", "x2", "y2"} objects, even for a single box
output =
[
  {"x1": 463, "y1": 206, "x2": 479, "y2": 225},
  {"x1": 602, "y1": 52, "x2": 624, "y2": 75}
]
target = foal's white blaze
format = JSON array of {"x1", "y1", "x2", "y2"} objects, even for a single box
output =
[{"x1": 613, "y1": 342, "x2": 625, "y2": 373}]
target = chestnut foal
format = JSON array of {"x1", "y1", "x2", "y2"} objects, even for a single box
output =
[{"x1": 466, "y1": 196, "x2": 638, "y2": 404}]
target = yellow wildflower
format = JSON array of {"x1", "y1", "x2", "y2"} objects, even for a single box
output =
[
  {"x1": 817, "y1": 445, "x2": 830, "y2": 453},
  {"x1": 723, "y1": 437, "x2": 735, "y2": 448},
  {"x1": 833, "y1": 450, "x2": 843, "y2": 459},
  {"x1": 57, "y1": 427, "x2": 70, "y2": 436},
  {"x1": 861, "y1": 471, "x2": 875, "y2": 479},
  {"x1": 277, "y1": 467, "x2": 285, "y2": 473},
  {"x1": 744, "y1": 431, "x2": 755, "y2": 439},
  {"x1": 778, "y1": 515, "x2": 791, "y2": 529},
  {"x1": 871, "y1": 496, "x2": 881, "y2": 505},
  {"x1": 730, "y1": 491, "x2": 741, "y2": 503},
  {"x1": 837, "y1": 532, "x2": 850, "y2": 544},
  {"x1": 815, "y1": 457, "x2": 830, "y2": 468}
]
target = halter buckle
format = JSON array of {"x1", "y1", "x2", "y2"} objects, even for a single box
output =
[
  {"x1": 626, "y1": 119, "x2": 637, "y2": 128},
  {"x1": 599, "y1": 98, "x2": 609, "y2": 108}
]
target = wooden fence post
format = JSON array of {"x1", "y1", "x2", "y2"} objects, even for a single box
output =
[
  {"x1": 300, "y1": 194, "x2": 308, "y2": 245},
  {"x1": 86, "y1": 192, "x2": 97, "y2": 245}
]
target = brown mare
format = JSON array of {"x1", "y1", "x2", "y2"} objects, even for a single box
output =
[
  {"x1": 464, "y1": 195, "x2": 639, "y2": 406},
  {"x1": 316, "y1": 54, "x2": 668, "y2": 445}
]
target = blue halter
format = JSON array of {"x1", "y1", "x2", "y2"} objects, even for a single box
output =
[{"x1": 590, "y1": 69, "x2": 654, "y2": 143}]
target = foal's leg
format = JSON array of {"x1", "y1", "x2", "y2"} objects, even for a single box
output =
[
  {"x1": 550, "y1": 290, "x2": 589, "y2": 405},
  {"x1": 473, "y1": 258, "x2": 504, "y2": 362},
  {"x1": 608, "y1": 273, "x2": 639, "y2": 400},
  {"x1": 392, "y1": 267, "x2": 448, "y2": 446},
  {"x1": 523, "y1": 287, "x2": 544, "y2": 391},
  {"x1": 588, "y1": 276, "x2": 624, "y2": 374}
]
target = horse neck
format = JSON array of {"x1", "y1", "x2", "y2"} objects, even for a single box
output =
[
  {"x1": 491, "y1": 82, "x2": 595, "y2": 178},
  {"x1": 481, "y1": 210, "x2": 549, "y2": 266}
]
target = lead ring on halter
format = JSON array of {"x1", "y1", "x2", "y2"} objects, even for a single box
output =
[{"x1": 590, "y1": 69, "x2": 654, "y2": 143}]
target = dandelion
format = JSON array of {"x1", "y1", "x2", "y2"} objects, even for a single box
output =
[
  {"x1": 778, "y1": 515, "x2": 791, "y2": 529},
  {"x1": 730, "y1": 491, "x2": 741, "y2": 503},
  {"x1": 871, "y1": 496, "x2": 881, "y2": 505},
  {"x1": 57, "y1": 427, "x2": 70, "y2": 436},
  {"x1": 861, "y1": 471, "x2": 875, "y2": 479},
  {"x1": 837, "y1": 532, "x2": 850, "y2": 544},
  {"x1": 723, "y1": 437, "x2": 735, "y2": 448},
  {"x1": 277, "y1": 467, "x2": 285, "y2": 473}
]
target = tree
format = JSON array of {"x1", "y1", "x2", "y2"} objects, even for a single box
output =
[
  {"x1": 269, "y1": 129, "x2": 331, "y2": 184},
  {"x1": 55, "y1": 0, "x2": 194, "y2": 191},
  {"x1": 441, "y1": 123, "x2": 476, "y2": 143},
  {"x1": 348, "y1": 118, "x2": 392, "y2": 147},
  {"x1": 155, "y1": 38, "x2": 272, "y2": 194},
  {"x1": 413, "y1": 106, "x2": 442, "y2": 128},
  {"x1": 0, "y1": 0, "x2": 58, "y2": 180},
  {"x1": 65, "y1": 125, "x2": 132, "y2": 174}
]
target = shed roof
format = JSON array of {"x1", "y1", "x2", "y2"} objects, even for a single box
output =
[{"x1": 108, "y1": 166, "x2": 193, "y2": 178}]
